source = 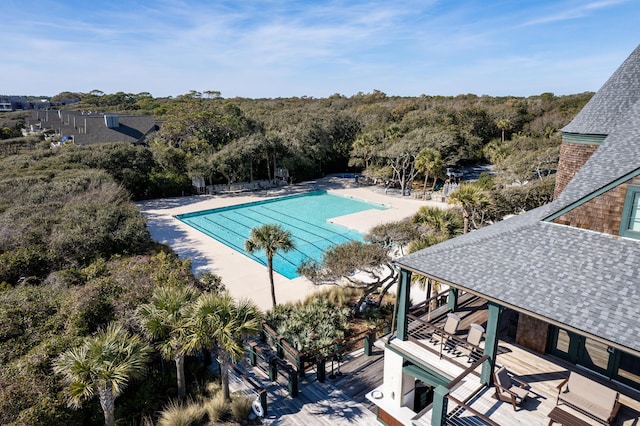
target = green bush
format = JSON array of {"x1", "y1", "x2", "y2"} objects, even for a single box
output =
[
  {"x1": 147, "y1": 170, "x2": 192, "y2": 198},
  {"x1": 0, "y1": 246, "x2": 51, "y2": 284},
  {"x1": 267, "y1": 297, "x2": 350, "y2": 355}
]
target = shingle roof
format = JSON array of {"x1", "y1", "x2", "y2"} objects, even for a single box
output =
[
  {"x1": 551, "y1": 100, "x2": 640, "y2": 213},
  {"x1": 74, "y1": 115, "x2": 157, "y2": 145},
  {"x1": 398, "y1": 221, "x2": 640, "y2": 352},
  {"x1": 397, "y1": 43, "x2": 640, "y2": 353},
  {"x1": 26, "y1": 111, "x2": 158, "y2": 145},
  {"x1": 562, "y1": 44, "x2": 640, "y2": 135}
]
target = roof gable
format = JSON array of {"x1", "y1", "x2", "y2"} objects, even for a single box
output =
[
  {"x1": 562, "y1": 44, "x2": 640, "y2": 135},
  {"x1": 550, "y1": 100, "x2": 640, "y2": 215}
]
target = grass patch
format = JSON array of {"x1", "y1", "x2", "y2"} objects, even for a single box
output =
[
  {"x1": 230, "y1": 394, "x2": 253, "y2": 422},
  {"x1": 157, "y1": 399, "x2": 205, "y2": 426},
  {"x1": 204, "y1": 393, "x2": 230, "y2": 423}
]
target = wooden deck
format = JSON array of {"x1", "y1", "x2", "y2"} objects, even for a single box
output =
[
  {"x1": 400, "y1": 295, "x2": 640, "y2": 425},
  {"x1": 229, "y1": 354, "x2": 378, "y2": 425},
  {"x1": 228, "y1": 294, "x2": 640, "y2": 425},
  {"x1": 330, "y1": 347, "x2": 386, "y2": 412}
]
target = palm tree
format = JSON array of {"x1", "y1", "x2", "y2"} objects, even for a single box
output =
[
  {"x1": 447, "y1": 184, "x2": 491, "y2": 234},
  {"x1": 186, "y1": 292, "x2": 261, "y2": 402},
  {"x1": 407, "y1": 236, "x2": 450, "y2": 321},
  {"x1": 245, "y1": 223, "x2": 295, "y2": 308},
  {"x1": 53, "y1": 323, "x2": 153, "y2": 426},
  {"x1": 412, "y1": 205, "x2": 463, "y2": 239},
  {"x1": 497, "y1": 118, "x2": 512, "y2": 143},
  {"x1": 415, "y1": 148, "x2": 444, "y2": 197},
  {"x1": 137, "y1": 285, "x2": 200, "y2": 399}
]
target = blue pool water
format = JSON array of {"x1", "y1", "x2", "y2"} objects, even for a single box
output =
[{"x1": 176, "y1": 190, "x2": 387, "y2": 279}]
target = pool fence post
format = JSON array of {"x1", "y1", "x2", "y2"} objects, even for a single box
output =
[
  {"x1": 276, "y1": 335, "x2": 284, "y2": 359},
  {"x1": 296, "y1": 354, "x2": 305, "y2": 378},
  {"x1": 364, "y1": 327, "x2": 376, "y2": 356}
]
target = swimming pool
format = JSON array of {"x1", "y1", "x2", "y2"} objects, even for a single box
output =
[{"x1": 176, "y1": 190, "x2": 387, "y2": 279}]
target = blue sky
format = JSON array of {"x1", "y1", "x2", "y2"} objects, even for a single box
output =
[{"x1": 2, "y1": 0, "x2": 639, "y2": 99}]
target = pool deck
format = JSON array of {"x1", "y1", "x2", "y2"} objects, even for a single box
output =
[{"x1": 138, "y1": 179, "x2": 447, "y2": 311}]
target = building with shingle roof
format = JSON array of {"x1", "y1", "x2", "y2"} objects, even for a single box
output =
[
  {"x1": 368, "y1": 44, "x2": 640, "y2": 425},
  {"x1": 25, "y1": 110, "x2": 158, "y2": 145}
]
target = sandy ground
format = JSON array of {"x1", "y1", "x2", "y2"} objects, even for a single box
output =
[{"x1": 137, "y1": 178, "x2": 447, "y2": 311}]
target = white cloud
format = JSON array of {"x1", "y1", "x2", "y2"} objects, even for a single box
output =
[
  {"x1": 1, "y1": 0, "x2": 638, "y2": 97},
  {"x1": 520, "y1": 0, "x2": 628, "y2": 27}
]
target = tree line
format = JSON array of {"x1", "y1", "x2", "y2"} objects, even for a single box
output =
[
  {"x1": 0, "y1": 88, "x2": 592, "y2": 424},
  {"x1": 21, "y1": 89, "x2": 592, "y2": 199}
]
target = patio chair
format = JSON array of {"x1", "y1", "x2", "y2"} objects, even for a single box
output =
[
  {"x1": 459, "y1": 323, "x2": 484, "y2": 362},
  {"x1": 493, "y1": 366, "x2": 530, "y2": 411},
  {"x1": 431, "y1": 313, "x2": 461, "y2": 352}
]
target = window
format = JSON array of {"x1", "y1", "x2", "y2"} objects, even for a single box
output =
[
  {"x1": 617, "y1": 351, "x2": 640, "y2": 387},
  {"x1": 620, "y1": 185, "x2": 640, "y2": 239},
  {"x1": 555, "y1": 329, "x2": 571, "y2": 354}
]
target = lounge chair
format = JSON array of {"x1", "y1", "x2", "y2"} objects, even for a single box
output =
[
  {"x1": 460, "y1": 323, "x2": 484, "y2": 362},
  {"x1": 494, "y1": 366, "x2": 530, "y2": 411},
  {"x1": 431, "y1": 313, "x2": 461, "y2": 352}
]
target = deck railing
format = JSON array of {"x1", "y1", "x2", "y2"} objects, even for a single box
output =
[
  {"x1": 258, "y1": 320, "x2": 386, "y2": 389},
  {"x1": 230, "y1": 364, "x2": 269, "y2": 416},
  {"x1": 407, "y1": 314, "x2": 484, "y2": 365},
  {"x1": 444, "y1": 355, "x2": 498, "y2": 426}
]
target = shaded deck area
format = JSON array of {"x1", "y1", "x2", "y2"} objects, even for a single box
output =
[
  {"x1": 228, "y1": 293, "x2": 640, "y2": 425},
  {"x1": 229, "y1": 351, "x2": 378, "y2": 425},
  {"x1": 369, "y1": 294, "x2": 640, "y2": 425}
]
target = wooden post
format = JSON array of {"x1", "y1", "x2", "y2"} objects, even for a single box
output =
[
  {"x1": 249, "y1": 342, "x2": 257, "y2": 367},
  {"x1": 258, "y1": 389, "x2": 268, "y2": 416},
  {"x1": 296, "y1": 355, "x2": 304, "y2": 378},
  {"x1": 364, "y1": 328, "x2": 375, "y2": 356},
  {"x1": 288, "y1": 368, "x2": 298, "y2": 397},
  {"x1": 316, "y1": 357, "x2": 326, "y2": 383},
  {"x1": 268, "y1": 357, "x2": 278, "y2": 382},
  {"x1": 397, "y1": 268, "x2": 412, "y2": 341},
  {"x1": 481, "y1": 302, "x2": 504, "y2": 386},
  {"x1": 276, "y1": 335, "x2": 284, "y2": 358}
]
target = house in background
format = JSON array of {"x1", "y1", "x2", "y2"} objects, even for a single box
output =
[
  {"x1": 368, "y1": 44, "x2": 640, "y2": 425},
  {"x1": 24, "y1": 110, "x2": 159, "y2": 146},
  {"x1": 0, "y1": 96, "x2": 31, "y2": 111},
  {"x1": 0, "y1": 95, "x2": 79, "y2": 111}
]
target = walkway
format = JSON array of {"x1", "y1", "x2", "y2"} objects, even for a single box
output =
[{"x1": 229, "y1": 353, "x2": 380, "y2": 425}]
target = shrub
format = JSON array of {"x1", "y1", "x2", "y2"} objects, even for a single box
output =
[
  {"x1": 204, "y1": 380, "x2": 222, "y2": 397},
  {"x1": 303, "y1": 286, "x2": 358, "y2": 308},
  {"x1": 266, "y1": 297, "x2": 350, "y2": 354},
  {"x1": 204, "y1": 393, "x2": 229, "y2": 423},
  {"x1": 230, "y1": 394, "x2": 253, "y2": 422},
  {"x1": 157, "y1": 399, "x2": 204, "y2": 426}
]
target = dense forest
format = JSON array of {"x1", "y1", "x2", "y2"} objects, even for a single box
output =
[{"x1": 0, "y1": 89, "x2": 591, "y2": 425}]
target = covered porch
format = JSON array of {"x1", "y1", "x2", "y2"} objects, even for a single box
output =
[{"x1": 367, "y1": 269, "x2": 640, "y2": 425}]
